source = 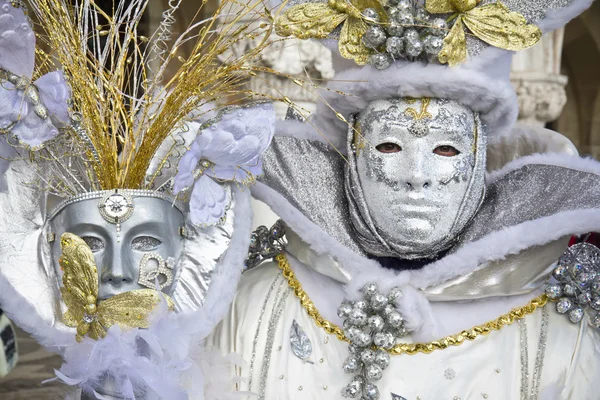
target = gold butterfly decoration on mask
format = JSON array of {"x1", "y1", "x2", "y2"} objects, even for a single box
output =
[
  {"x1": 426, "y1": 0, "x2": 541, "y2": 66},
  {"x1": 59, "y1": 233, "x2": 174, "y2": 342},
  {"x1": 275, "y1": 0, "x2": 387, "y2": 65}
]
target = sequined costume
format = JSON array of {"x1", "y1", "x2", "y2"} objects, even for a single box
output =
[
  {"x1": 207, "y1": 0, "x2": 600, "y2": 398},
  {"x1": 0, "y1": 0, "x2": 276, "y2": 398}
]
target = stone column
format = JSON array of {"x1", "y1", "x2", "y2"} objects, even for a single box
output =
[{"x1": 510, "y1": 29, "x2": 568, "y2": 127}]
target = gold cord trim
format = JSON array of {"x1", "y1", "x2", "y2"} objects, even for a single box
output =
[{"x1": 276, "y1": 253, "x2": 548, "y2": 355}]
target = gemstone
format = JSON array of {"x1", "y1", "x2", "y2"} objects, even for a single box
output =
[
  {"x1": 362, "y1": 283, "x2": 378, "y2": 297},
  {"x1": 385, "y1": 36, "x2": 405, "y2": 58},
  {"x1": 370, "y1": 293, "x2": 388, "y2": 310},
  {"x1": 545, "y1": 284, "x2": 562, "y2": 300},
  {"x1": 424, "y1": 35, "x2": 443, "y2": 55},
  {"x1": 368, "y1": 315, "x2": 385, "y2": 331},
  {"x1": 364, "y1": 383, "x2": 380, "y2": 400},
  {"x1": 429, "y1": 18, "x2": 448, "y2": 36},
  {"x1": 374, "y1": 349, "x2": 390, "y2": 369},
  {"x1": 556, "y1": 297, "x2": 573, "y2": 314},
  {"x1": 338, "y1": 302, "x2": 353, "y2": 318},
  {"x1": 362, "y1": 8, "x2": 380, "y2": 23},
  {"x1": 345, "y1": 326, "x2": 361, "y2": 341},
  {"x1": 386, "y1": 22, "x2": 404, "y2": 36},
  {"x1": 360, "y1": 349, "x2": 375, "y2": 364},
  {"x1": 564, "y1": 284, "x2": 577, "y2": 297},
  {"x1": 388, "y1": 287, "x2": 403, "y2": 302},
  {"x1": 403, "y1": 28, "x2": 419, "y2": 42},
  {"x1": 576, "y1": 292, "x2": 591, "y2": 305},
  {"x1": 373, "y1": 332, "x2": 394, "y2": 349},
  {"x1": 592, "y1": 279, "x2": 600, "y2": 294},
  {"x1": 348, "y1": 343, "x2": 361, "y2": 354},
  {"x1": 414, "y1": 7, "x2": 429, "y2": 23},
  {"x1": 349, "y1": 308, "x2": 368, "y2": 326},
  {"x1": 82, "y1": 313, "x2": 94, "y2": 323},
  {"x1": 590, "y1": 314, "x2": 600, "y2": 329},
  {"x1": 383, "y1": 304, "x2": 395, "y2": 316},
  {"x1": 552, "y1": 265, "x2": 569, "y2": 281},
  {"x1": 571, "y1": 263, "x2": 586, "y2": 276},
  {"x1": 343, "y1": 356, "x2": 360, "y2": 373},
  {"x1": 405, "y1": 39, "x2": 423, "y2": 57},
  {"x1": 591, "y1": 296, "x2": 600, "y2": 311},
  {"x1": 354, "y1": 300, "x2": 368, "y2": 311},
  {"x1": 576, "y1": 272, "x2": 593, "y2": 288},
  {"x1": 396, "y1": 0, "x2": 412, "y2": 12},
  {"x1": 370, "y1": 53, "x2": 392, "y2": 70},
  {"x1": 569, "y1": 307, "x2": 584, "y2": 323},
  {"x1": 355, "y1": 332, "x2": 373, "y2": 347},
  {"x1": 387, "y1": 311, "x2": 404, "y2": 328},
  {"x1": 366, "y1": 363, "x2": 383, "y2": 380},
  {"x1": 362, "y1": 26, "x2": 387, "y2": 49},
  {"x1": 394, "y1": 10, "x2": 414, "y2": 26}
]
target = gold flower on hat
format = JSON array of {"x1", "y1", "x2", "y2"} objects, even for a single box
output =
[
  {"x1": 275, "y1": 0, "x2": 387, "y2": 65},
  {"x1": 426, "y1": 0, "x2": 542, "y2": 66}
]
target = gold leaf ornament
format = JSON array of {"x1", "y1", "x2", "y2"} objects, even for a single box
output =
[
  {"x1": 425, "y1": 0, "x2": 541, "y2": 66},
  {"x1": 59, "y1": 233, "x2": 174, "y2": 342},
  {"x1": 275, "y1": 0, "x2": 386, "y2": 65}
]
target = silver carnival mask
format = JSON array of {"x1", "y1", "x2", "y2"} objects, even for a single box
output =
[
  {"x1": 346, "y1": 98, "x2": 487, "y2": 259},
  {"x1": 48, "y1": 191, "x2": 185, "y2": 300}
]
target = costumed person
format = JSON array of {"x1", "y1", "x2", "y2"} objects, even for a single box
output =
[
  {"x1": 0, "y1": 0, "x2": 279, "y2": 398},
  {"x1": 207, "y1": 0, "x2": 600, "y2": 398}
]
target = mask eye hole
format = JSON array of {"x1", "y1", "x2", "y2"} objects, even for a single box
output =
[
  {"x1": 131, "y1": 236, "x2": 162, "y2": 251},
  {"x1": 81, "y1": 236, "x2": 105, "y2": 253},
  {"x1": 433, "y1": 145, "x2": 460, "y2": 157},
  {"x1": 375, "y1": 142, "x2": 402, "y2": 153}
]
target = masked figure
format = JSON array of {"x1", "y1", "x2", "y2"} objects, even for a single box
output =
[
  {"x1": 0, "y1": 1, "x2": 276, "y2": 398},
  {"x1": 207, "y1": 0, "x2": 600, "y2": 398}
]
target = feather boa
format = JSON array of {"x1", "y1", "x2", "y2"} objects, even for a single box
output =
[{"x1": 50, "y1": 299, "x2": 244, "y2": 400}]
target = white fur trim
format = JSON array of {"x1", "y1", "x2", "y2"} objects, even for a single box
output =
[
  {"x1": 0, "y1": 267, "x2": 74, "y2": 353},
  {"x1": 306, "y1": 62, "x2": 518, "y2": 155},
  {"x1": 537, "y1": 0, "x2": 593, "y2": 33}
]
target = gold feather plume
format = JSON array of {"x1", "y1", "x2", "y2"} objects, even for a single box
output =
[{"x1": 27, "y1": 0, "x2": 279, "y2": 192}]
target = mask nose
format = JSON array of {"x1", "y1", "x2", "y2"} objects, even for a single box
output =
[
  {"x1": 100, "y1": 248, "x2": 134, "y2": 287},
  {"x1": 101, "y1": 265, "x2": 134, "y2": 286},
  {"x1": 403, "y1": 151, "x2": 432, "y2": 190},
  {"x1": 405, "y1": 176, "x2": 432, "y2": 190}
]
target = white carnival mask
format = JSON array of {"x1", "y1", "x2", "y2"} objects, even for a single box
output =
[{"x1": 346, "y1": 97, "x2": 487, "y2": 259}]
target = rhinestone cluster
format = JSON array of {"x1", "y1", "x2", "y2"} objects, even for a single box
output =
[
  {"x1": 362, "y1": 0, "x2": 448, "y2": 70},
  {"x1": 545, "y1": 243, "x2": 600, "y2": 328},
  {"x1": 338, "y1": 283, "x2": 407, "y2": 399},
  {"x1": 245, "y1": 219, "x2": 288, "y2": 269}
]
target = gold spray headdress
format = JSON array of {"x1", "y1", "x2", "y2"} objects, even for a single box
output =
[{"x1": 2, "y1": 0, "x2": 279, "y2": 197}]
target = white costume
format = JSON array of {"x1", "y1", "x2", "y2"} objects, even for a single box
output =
[
  {"x1": 207, "y1": 0, "x2": 600, "y2": 398},
  {"x1": 0, "y1": 0, "x2": 276, "y2": 398}
]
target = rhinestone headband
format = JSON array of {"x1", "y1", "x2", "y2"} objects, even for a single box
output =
[{"x1": 47, "y1": 189, "x2": 185, "y2": 222}]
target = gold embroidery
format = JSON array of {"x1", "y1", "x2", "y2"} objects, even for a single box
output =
[
  {"x1": 404, "y1": 97, "x2": 432, "y2": 121},
  {"x1": 275, "y1": 0, "x2": 386, "y2": 65},
  {"x1": 276, "y1": 253, "x2": 548, "y2": 355}
]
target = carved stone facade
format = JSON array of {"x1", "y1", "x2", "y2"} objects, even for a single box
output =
[
  {"x1": 510, "y1": 30, "x2": 569, "y2": 127},
  {"x1": 251, "y1": 37, "x2": 334, "y2": 118}
]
